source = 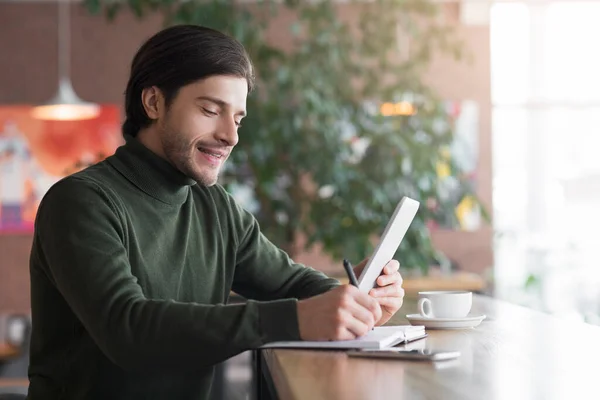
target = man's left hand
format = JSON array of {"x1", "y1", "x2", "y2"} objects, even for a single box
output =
[{"x1": 354, "y1": 259, "x2": 404, "y2": 326}]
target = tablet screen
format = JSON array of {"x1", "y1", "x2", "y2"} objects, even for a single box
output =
[{"x1": 357, "y1": 196, "x2": 420, "y2": 292}]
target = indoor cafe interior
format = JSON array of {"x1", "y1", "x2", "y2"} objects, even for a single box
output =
[{"x1": 1, "y1": 0, "x2": 600, "y2": 399}]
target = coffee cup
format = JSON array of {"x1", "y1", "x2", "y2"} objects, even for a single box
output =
[{"x1": 417, "y1": 291, "x2": 472, "y2": 319}]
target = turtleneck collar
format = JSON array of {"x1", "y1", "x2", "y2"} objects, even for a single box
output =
[{"x1": 107, "y1": 135, "x2": 196, "y2": 206}]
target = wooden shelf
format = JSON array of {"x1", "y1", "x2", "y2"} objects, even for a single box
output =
[
  {"x1": 0, "y1": 378, "x2": 28, "y2": 388},
  {"x1": 0, "y1": 343, "x2": 19, "y2": 361},
  {"x1": 335, "y1": 271, "x2": 486, "y2": 293},
  {"x1": 402, "y1": 272, "x2": 486, "y2": 293}
]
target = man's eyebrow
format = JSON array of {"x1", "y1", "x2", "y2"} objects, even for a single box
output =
[{"x1": 196, "y1": 96, "x2": 246, "y2": 116}]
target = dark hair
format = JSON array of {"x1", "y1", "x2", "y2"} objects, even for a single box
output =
[{"x1": 123, "y1": 25, "x2": 255, "y2": 137}]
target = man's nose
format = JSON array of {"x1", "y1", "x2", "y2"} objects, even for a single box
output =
[{"x1": 215, "y1": 118, "x2": 239, "y2": 147}]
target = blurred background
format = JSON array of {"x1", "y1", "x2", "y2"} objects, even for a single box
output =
[{"x1": 0, "y1": 0, "x2": 599, "y2": 397}]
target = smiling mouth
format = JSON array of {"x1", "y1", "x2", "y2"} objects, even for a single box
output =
[{"x1": 197, "y1": 147, "x2": 226, "y2": 159}]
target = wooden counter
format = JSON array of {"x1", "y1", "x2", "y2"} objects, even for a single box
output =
[{"x1": 259, "y1": 295, "x2": 600, "y2": 400}]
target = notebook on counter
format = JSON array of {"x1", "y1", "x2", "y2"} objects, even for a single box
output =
[{"x1": 261, "y1": 325, "x2": 426, "y2": 350}]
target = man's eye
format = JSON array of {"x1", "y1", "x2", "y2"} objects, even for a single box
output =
[
  {"x1": 203, "y1": 108, "x2": 218, "y2": 116},
  {"x1": 235, "y1": 121, "x2": 242, "y2": 127}
]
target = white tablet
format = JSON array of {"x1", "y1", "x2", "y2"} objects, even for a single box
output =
[{"x1": 357, "y1": 196, "x2": 420, "y2": 292}]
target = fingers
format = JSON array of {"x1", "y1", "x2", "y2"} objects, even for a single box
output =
[
  {"x1": 334, "y1": 320, "x2": 362, "y2": 340},
  {"x1": 372, "y1": 298, "x2": 382, "y2": 323},
  {"x1": 375, "y1": 296, "x2": 404, "y2": 311},
  {"x1": 339, "y1": 310, "x2": 371, "y2": 338},
  {"x1": 377, "y1": 271, "x2": 402, "y2": 287},
  {"x1": 370, "y1": 284, "x2": 404, "y2": 298},
  {"x1": 346, "y1": 296, "x2": 376, "y2": 328},
  {"x1": 376, "y1": 260, "x2": 402, "y2": 287},
  {"x1": 384, "y1": 260, "x2": 400, "y2": 274},
  {"x1": 338, "y1": 286, "x2": 381, "y2": 335},
  {"x1": 348, "y1": 286, "x2": 381, "y2": 322},
  {"x1": 332, "y1": 294, "x2": 373, "y2": 339},
  {"x1": 298, "y1": 283, "x2": 392, "y2": 342}
]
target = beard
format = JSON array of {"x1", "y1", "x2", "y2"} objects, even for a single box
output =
[{"x1": 158, "y1": 121, "x2": 222, "y2": 187}]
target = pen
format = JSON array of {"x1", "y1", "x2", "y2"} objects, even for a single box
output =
[
  {"x1": 344, "y1": 259, "x2": 375, "y2": 331},
  {"x1": 343, "y1": 259, "x2": 359, "y2": 287}
]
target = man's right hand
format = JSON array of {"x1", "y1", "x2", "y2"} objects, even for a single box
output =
[{"x1": 296, "y1": 285, "x2": 382, "y2": 341}]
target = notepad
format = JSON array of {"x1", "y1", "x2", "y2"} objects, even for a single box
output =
[{"x1": 261, "y1": 325, "x2": 426, "y2": 350}]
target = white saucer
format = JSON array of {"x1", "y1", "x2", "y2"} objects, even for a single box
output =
[{"x1": 406, "y1": 314, "x2": 486, "y2": 329}]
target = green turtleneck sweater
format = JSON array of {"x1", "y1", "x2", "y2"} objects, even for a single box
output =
[{"x1": 27, "y1": 137, "x2": 339, "y2": 400}]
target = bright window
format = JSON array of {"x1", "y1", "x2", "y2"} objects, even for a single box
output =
[{"x1": 491, "y1": 1, "x2": 600, "y2": 323}]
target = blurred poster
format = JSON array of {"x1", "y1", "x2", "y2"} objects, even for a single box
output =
[{"x1": 0, "y1": 105, "x2": 122, "y2": 233}]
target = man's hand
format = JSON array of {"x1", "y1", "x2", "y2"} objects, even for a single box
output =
[
  {"x1": 296, "y1": 285, "x2": 382, "y2": 341},
  {"x1": 354, "y1": 258, "x2": 404, "y2": 326}
]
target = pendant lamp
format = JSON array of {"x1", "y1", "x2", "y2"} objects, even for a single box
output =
[{"x1": 31, "y1": 0, "x2": 99, "y2": 121}]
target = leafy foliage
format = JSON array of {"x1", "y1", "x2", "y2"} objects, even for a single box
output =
[{"x1": 84, "y1": 0, "x2": 487, "y2": 273}]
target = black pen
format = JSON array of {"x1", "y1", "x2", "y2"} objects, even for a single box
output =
[
  {"x1": 344, "y1": 259, "x2": 375, "y2": 331},
  {"x1": 343, "y1": 259, "x2": 359, "y2": 287}
]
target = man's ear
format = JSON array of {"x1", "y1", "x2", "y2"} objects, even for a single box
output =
[{"x1": 141, "y1": 86, "x2": 163, "y2": 120}]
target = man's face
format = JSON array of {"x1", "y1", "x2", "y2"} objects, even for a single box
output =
[{"x1": 157, "y1": 76, "x2": 247, "y2": 186}]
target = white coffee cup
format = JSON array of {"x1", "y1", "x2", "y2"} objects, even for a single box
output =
[{"x1": 417, "y1": 291, "x2": 472, "y2": 319}]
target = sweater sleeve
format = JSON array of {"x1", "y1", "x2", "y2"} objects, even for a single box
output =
[
  {"x1": 34, "y1": 177, "x2": 300, "y2": 373},
  {"x1": 227, "y1": 191, "x2": 340, "y2": 301}
]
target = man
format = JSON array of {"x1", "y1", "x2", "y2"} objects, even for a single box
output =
[{"x1": 28, "y1": 25, "x2": 405, "y2": 399}]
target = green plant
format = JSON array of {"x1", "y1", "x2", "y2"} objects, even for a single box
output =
[{"x1": 84, "y1": 0, "x2": 487, "y2": 274}]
